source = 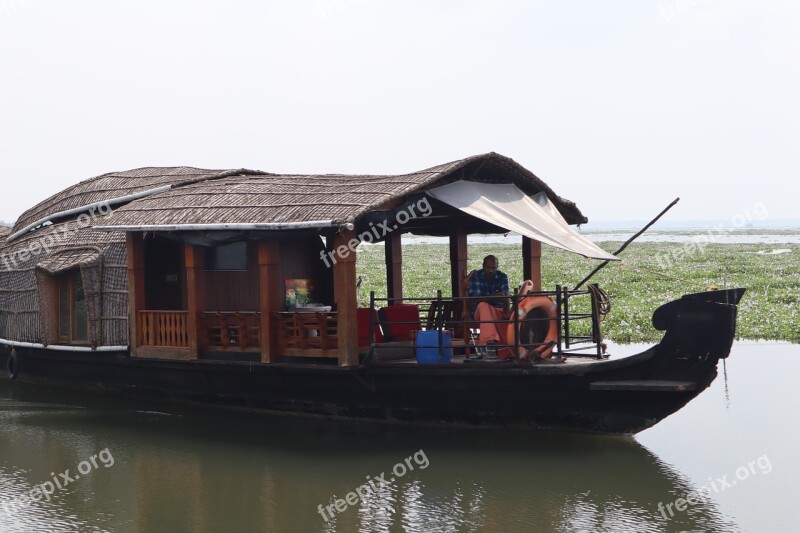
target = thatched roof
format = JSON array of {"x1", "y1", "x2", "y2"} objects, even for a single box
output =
[
  {"x1": 37, "y1": 248, "x2": 103, "y2": 275},
  {"x1": 10, "y1": 167, "x2": 268, "y2": 241},
  {"x1": 93, "y1": 153, "x2": 588, "y2": 231},
  {"x1": 2, "y1": 217, "x2": 124, "y2": 266}
]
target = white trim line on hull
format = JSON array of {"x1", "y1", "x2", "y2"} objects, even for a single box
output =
[{"x1": 0, "y1": 338, "x2": 128, "y2": 352}]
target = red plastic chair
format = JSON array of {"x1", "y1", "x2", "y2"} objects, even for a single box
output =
[
  {"x1": 377, "y1": 304, "x2": 421, "y2": 342},
  {"x1": 357, "y1": 308, "x2": 384, "y2": 347}
]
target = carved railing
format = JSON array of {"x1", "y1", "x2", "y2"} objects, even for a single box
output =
[
  {"x1": 138, "y1": 311, "x2": 189, "y2": 348},
  {"x1": 275, "y1": 311, "x2": 338, "y2": 356},
  {"x1": 200, "y1": 312, "x2": 261, "y2": 349}
]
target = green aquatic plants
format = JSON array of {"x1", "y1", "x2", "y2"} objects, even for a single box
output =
[{"x1": 356, "y1": 242, "x2": 800, "y2": 344}]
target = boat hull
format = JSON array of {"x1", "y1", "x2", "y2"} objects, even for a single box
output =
[{"x1": 0, "y1": 289, "x2": 743, "y2": 435}]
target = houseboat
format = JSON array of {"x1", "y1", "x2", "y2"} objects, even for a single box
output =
[{"x1": 0, "y1": 153, "x2": 744, "y2": 434}]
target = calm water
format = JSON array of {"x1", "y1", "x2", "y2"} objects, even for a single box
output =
[{"x1": 0, "y1": 342, "x2": 798, "y2": 532}]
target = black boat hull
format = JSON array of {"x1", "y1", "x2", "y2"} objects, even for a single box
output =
[{"x1": 0, "y1": 289, "x2": 744, "y2": 435}]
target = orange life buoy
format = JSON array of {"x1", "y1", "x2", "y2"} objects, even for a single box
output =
[{"x1": 506, "y1": 288, "x2": 558, "y2": 359}]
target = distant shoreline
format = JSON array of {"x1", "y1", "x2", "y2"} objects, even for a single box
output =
[
  {"x1": 580, "y1": 220, "x2": 800, "y2": 231},
  {"x1": 401, "y1": 228, "x2": 800, "y2": 245}
]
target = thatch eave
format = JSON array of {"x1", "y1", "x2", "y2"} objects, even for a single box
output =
[{"x1": 10, "y1": 167, "x2": 271, "y2": 240}]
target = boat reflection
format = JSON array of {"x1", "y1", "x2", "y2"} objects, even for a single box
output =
[{"x1": 0, "y1": 381, "x2": 737, "y2": 532}]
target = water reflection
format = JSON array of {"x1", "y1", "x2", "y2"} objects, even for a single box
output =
[
  {"x1": 0, "y1": 381, "x2": 738, "y2": 532},
  {"x1": 722, "y1": 358, "x2": 731, "y2": 410}
]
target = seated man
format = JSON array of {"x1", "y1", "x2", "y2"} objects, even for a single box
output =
[{"x1": 467, "y1": 255, "x2": 510, "y2": 353}]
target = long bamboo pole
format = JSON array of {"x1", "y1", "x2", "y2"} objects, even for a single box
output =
[{"x1": 575, "y1": 197, "x2": 680, "y2": 290}]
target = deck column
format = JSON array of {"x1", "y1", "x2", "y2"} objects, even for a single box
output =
[
  {"x1": 334, "y1": 229, "x2": 359, "y2": 367},
  {"x1": 126, "y1": 233, "x2": 146, "y2": 356},
  {"x1": 449, "y1": 228, "x2": 468, "y2": 297},
  {"x1": 385, "y1": 230, "x2": 403, "y2": 304},
  {"x1": 522, "y1": 237, "x2": 542, "y2": 291},
  {"x1": 184, "y1": 243, "x2": 205, "y2": 359},
  {"x1": 258, "y1": 240, "x2": 281, "y2": 363}
]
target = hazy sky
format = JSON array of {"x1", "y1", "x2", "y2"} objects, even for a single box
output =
[{"x1": 1, "y1": 0, "x2": 798, "y2": 225}]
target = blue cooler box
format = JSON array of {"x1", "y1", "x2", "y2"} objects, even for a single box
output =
[{"x1": 415, "y1": 330, "x2": 453, "y2": 364}]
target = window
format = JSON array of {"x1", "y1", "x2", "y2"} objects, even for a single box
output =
[
  {"x1": 58, "y1": 269, "x2": 88, "y2": 343},
  {"x1": 205, "y1": 242, "x2": 247, "y2": 271}
]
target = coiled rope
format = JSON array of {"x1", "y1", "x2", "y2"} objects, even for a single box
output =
[{"x1": 587, "y1": 283, "x2": 611, "y2": 319}]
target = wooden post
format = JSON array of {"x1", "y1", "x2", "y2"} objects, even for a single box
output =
[
  {"x1": 522, "y1": 237, "x2": 542, "y2": 291},
  {"x1": 184, "y1": 243, "x2": 205, "y2": 359},
  {"x1": 334, "y1": 229, "x2": 359, "y2": 367},
  {"x1": 258, "y1": 240, "x2": 281, "y2": 363},
  {"x1": 385, "y1": 230, "x2": 402, "y2": 304},
  {"x1": 126, "y1": 233, "x2": 146, "y2": 356},
  {"x1": 449, "y1": 228, "x2": 468, "y2": 297}
]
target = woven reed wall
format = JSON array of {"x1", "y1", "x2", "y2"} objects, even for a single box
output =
[
  {"x1": 99, "y1": 243, "x2": 129, "y2": 345},
  {"x1": 0, "y1": 218, "x2": 127, "y2": 346}
]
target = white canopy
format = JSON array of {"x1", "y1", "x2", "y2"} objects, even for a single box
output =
[{"x1": 426, "y1": 181, "x2": 619, "y2": 261}]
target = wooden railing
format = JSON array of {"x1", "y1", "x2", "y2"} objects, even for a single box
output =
[
  {"x1": 275, "y1": 311, "x2": 338, "y2": 357},
  {"x1": 136, "y1": 309, "x2": 342, "y2": 356},
  {"x1": 200, "y1": 312, "x2": 261, "y2": 349},
  {"x1": 138, "y1": 311, "x2": 189, "y2": 348}
]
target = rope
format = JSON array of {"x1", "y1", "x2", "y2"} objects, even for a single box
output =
[{"x1": 587, "y1": 284, "x2": 611, "y2": 318}]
